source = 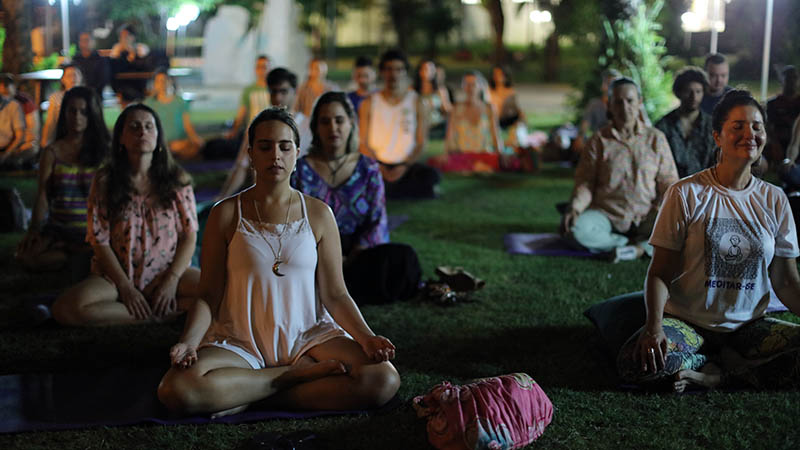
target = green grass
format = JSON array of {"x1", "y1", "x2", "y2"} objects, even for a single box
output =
[{"x1": 2, "y1": 142, "x2": 800, "y2": 449}]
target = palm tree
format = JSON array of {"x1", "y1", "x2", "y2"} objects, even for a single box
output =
[{"x1": 2, "y1": 0, "x2": 33, "y2": 73}]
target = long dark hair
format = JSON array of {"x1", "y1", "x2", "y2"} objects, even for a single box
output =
[
  {"x1": 309, "y1": 91, "x2": 358, "y2": 156},
  {"x1": 104, "y1": 103, "x2": 191, "y2": 221},
  {"x1": 55, "y1": 86, "x2": 110, "y2": 167},
  {"x1": 413, "y1": 60, "x2": 438, "y2": 93}
]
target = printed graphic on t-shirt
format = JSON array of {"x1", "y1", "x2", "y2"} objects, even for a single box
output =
[{"x1": 704, "y1": 217, "x2": 762, "y2": 280}]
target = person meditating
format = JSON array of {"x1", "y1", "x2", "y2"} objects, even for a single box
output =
[
  {"x1": 561, "y1": 77, "x2": 678, "y2": 260},
  {"x1": 157, "y1": 108, "x2": 400, "y2": 416},
  {"x1": 445, "y1": 71, "x2": 501, "y2": 154},
  {"x1": 414, "y1": 59, "x2": 451, "y2": 138},
  {"x1": 292, "y1": 92, "x2": 419, "y2": 304},
  {"x1": 655, "y1": 66, "x2": 716, "y2": 178},
  {"x1": 16, "y1": 87, "x2": 109, "y2": 272},
  {"x1": 144, "y1": 69, "x2": 205, "y2": 159},
  {"x1": 52, "y1": 104, "x2": 200, "y2": 326},
  {"x1": 617, "y1": 90, "x2": 800, "y2": 392}
]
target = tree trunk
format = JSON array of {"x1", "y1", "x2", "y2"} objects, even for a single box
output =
[
  {"x1": 483, "y1": 0, "x2": 505, "y2": 65},
  {"x1": 387, "y1": 1, "x2": 413, "y2": 52},
  {"x1": 2, "y1": 0, "x2": 33, "y2": 73}
]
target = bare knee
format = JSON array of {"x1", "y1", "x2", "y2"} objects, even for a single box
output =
[
  {"x1": 351, "y1": 362, "x2": 401, "y2": 407},
  {"x1": 158, "y1": 369, "x2": 203, "y2": 413},
  {"x1": 52, "y1": 291, "x2": 82, "y2": 326}
]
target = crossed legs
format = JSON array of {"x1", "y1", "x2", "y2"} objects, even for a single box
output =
[{"x1": 158, "y1": 336, "x2": 400, "y2": 415}]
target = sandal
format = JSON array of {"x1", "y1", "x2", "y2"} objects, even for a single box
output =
[{"x1": 435, "y1": 266, "x2": 485, "y2": 292}]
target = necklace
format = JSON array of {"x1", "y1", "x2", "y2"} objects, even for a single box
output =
[
  {"x1": 253, "y1": 191, "x2": 294, "y2": 277},
  {"x1": 326, "y1": 153, "x2": 349, "y2": 186}
]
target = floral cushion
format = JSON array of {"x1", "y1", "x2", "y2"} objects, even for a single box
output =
[{"x1": 413, "y1": 373, "x2": 553, "y2": 450}]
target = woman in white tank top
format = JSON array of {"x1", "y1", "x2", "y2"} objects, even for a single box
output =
[{"x1": 158, "y1": 108, "x2": 400, "y2": 416}]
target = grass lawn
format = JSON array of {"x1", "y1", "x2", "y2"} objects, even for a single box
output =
[{"x1": 2, "y1": 125, "x2": 800, "y2": 449}]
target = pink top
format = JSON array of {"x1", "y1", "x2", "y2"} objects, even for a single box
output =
[{"x1": 86, "y1": 178, "x2": 198, "y2": 291}]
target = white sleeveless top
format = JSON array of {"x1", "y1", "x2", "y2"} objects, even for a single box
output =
[
  {"x1": 201, "y1": 191, "x2": 345, "y2": 368},
  {"x1": 367, "y1": 90, "x2": 418, "y2": 164}
]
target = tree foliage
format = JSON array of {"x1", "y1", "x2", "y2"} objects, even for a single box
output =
[{"x1": 602, "y1": 0, "x2": 673, "y2": 121}]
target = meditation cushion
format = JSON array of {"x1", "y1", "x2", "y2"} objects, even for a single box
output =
[
  {"x1": 583, "y1": 291, "x2": 647, "y2": 359},
  {"x1": 413, "y1": 373, "x2": 553, "y2": 450}
]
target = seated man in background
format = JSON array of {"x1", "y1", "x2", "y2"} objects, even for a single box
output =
[
  {"x1": 0, "y1": 74, "x2": 28, "y2": 169},
  {"x1": 359, "y1": 49, "x2": 440, "y2": 199},
  {"x1": 217, "y1": 67, "x2": 311, "y2": 199},
  {"x1": 73, "y1": 31, "x2": 111, "y2": 99},
  {"x1": 562, "y1": 78, "x2": 678, "y2": 260},
  {"x1": 348, "y1": 56, "x2": 375, "y2": 119},
  {"x1": 655, "y1": 66, "x2": 716, "y2": 178},
  {"x1": 700, "y1": 53, "x2": 733, "y2": 115},
  {"x1": 226, "y1": 55, "x2": 270, "y2": 142},
  {"x1": 294, "y1": 58, "x2": 338, "y2": 117}
]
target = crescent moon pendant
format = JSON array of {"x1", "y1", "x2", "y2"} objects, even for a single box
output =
[{"x1": 272, "y1": 260, "x2": 285, "y2": 277}]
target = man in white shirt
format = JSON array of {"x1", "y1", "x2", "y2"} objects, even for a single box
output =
[
  {"x1": 0, "y1": 74, "x2": 26, "y2": 169},
  {"x1": 359, "y1": 49, "x2": 439, "y2": 199}
]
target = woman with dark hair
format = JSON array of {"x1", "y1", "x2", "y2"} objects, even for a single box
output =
[
  {"x1": 16, "y1": 86, "x2": 109, "y2": 272},
  {"x1": 617, "y1": 90, "x2": 800, "y2": 391},
  {"x1": 41, "y1": 64, "x2": 84, "y2": 148},
  {"x1": 488, "y1": 65, "x2": 525, "y2": 130},
  {"x1": 158, "y1": 107, "x2": 399, "y2": 416},
  {"x1": 52, "y1": 104, "x2": 200, "y2": 326},
  {"x1": 292, "y1": 92, "x2": 419, "y2": 304},
  {"x1": 413, "y1": 60, "x2": 451, "y2": 137}
]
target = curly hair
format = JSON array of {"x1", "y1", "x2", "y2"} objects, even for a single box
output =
[
  {"x1": 672, "y1": 66, "x2": 709, "y2": 97},
  {"x1": 308, "y1": 91, "x2": 359, "y2": 156},
  {"x1": 55, "y1": 86, "x2": 110, "y2": 167},
  {"x1": 104, "y1": 103, "x2": 191, "y2": 221},
  {"x1": 711, "y1": 89, "x2": 767, "y2": 134}
]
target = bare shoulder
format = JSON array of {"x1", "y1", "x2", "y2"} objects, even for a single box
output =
[
  {"x1": 302, "y1": 193, "x2": 335, "y2": 238},
  {"x1": 207, "y1": 194, "x2": 240, "y2": 241}
]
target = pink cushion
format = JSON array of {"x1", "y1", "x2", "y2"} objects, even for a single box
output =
[{"x1": 413, "y1": 373, "x2": 554, "y2": 450}]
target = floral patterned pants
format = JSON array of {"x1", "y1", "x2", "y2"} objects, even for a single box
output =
[{"x1": 617, "y1": 316, "x2": 800, "y2": 389}]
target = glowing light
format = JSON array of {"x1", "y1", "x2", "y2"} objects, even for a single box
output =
[
  {"x1": 529, "y1": 10, "x2": 552, "y2": 23},
  {"x1": 166, "y1": 17, "x2": 180, "y2": 31},
  {"x1": 681, "y1": 12, "x2": 700, "y2": 30},
  {"x1": 176, "y1": 3, "x2": 200, "y2": 27},
  {"x1": 461, "y1": 0, "x2": 480, "y2": 4}
]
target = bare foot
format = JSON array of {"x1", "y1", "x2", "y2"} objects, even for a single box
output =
[
  {"x1": 673, "y1": 363, "x2": 722, "y2": 393},
  {"x1": 210, "y1": 404, "x2": 249, "y2": 419},
  {"x1": 272, "y1": 359, "x2": 347, "y2": 390}
]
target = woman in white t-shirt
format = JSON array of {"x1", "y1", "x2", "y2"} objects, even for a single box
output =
[{"x1": 618, "y1": 90, "x2": 800, "y2": 392}]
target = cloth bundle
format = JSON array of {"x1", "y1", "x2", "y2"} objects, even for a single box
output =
[{"x1": 413, "y1": 373, "x2": 553, "y2": 450}]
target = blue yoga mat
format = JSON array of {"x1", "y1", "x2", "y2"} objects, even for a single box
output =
[
  {"x1": 504, "y1": 233, "x2": 602, "y2": 258},
  {"x1": 0, "y1": 367, "x2": 370, "y2": 433}
]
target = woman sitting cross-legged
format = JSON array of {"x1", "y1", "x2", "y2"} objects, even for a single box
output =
[
  {"x1": 16, "y1": 86, "x2": 109, "y2": 273},
  {"x1": 444, "y1": 71, "x2": 501, "y2": 155},
  {"x1": 157, "y1": 108, "x2": 400, "y2": 416},
  {"x1": 52, "y1": 104, "x2": 200, "y2": 326},
  {"x1": 292, "y1": 92, "x2": 420, "y2": 305},
  {"x1": 617, "y1": 90, "x2": 800, "y2": 392}
]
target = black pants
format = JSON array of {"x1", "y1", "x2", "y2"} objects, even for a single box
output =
[
  {"x1": 383, "y1": 163, "x2": 440, "y2": 200},
  {"x1": 343, "y1": 243, "x2": 420, "y2": 305}
]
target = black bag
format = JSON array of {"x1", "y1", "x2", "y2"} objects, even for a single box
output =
[
  {"x1": 344, "y1": 243, "x2": 421, "y2": 305},
  {"x1": 0, "y1": 188, "x2": 28, "y2": 233}
]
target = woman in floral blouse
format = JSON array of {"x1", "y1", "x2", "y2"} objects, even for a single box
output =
[
  {"x1": 292, "y1": 92, "x2": 419, "y2": 304},
  {"x1": 53, "y1": 104, "x2": 200, "y2": 326}
]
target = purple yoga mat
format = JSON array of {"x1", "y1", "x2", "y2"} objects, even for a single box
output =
[
  {"x1": 0, "y1": 368, "x2": 370, "y2": 433},
  {"x1": 504, "y1": 233, "x2": 603, "y2": 258}
]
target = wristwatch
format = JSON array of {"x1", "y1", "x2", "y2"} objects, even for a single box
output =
[{"x1": 782, "y1": 158, "x2": 794, "y2": 166}]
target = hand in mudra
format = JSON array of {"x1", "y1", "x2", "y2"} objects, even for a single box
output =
[
  {"x1": 170, "y1": 342, "x2": 198, "y2": 369},
  {"x1": 360, "y1": 335, "x2": 396, "y2": 362}
]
